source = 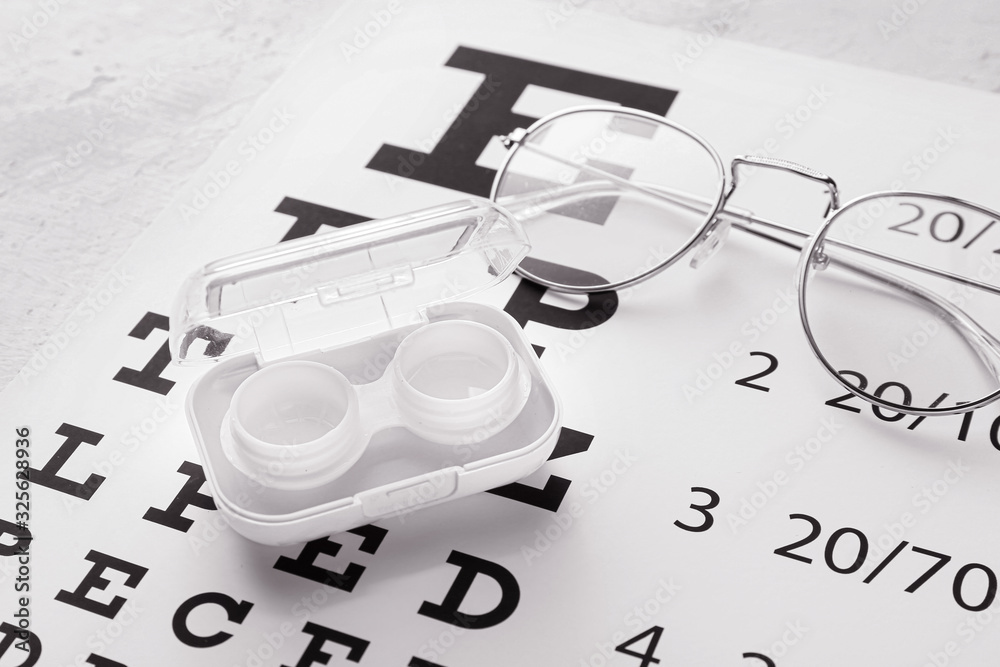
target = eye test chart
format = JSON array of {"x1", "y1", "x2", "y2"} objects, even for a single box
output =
[{"x1": 3, "y1": 1, "x2": 1000, "y2": 665}]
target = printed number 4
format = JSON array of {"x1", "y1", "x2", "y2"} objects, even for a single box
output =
[
  {"x1": 616, "y1": 626, "x2": 663, "y2": 667},
  {"x1": 615, "y1": 626, "x2": 777, "y2": 667}
]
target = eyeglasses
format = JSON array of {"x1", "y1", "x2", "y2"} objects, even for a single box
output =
[{"x1": 489, "y1": 105, "x2": 1000, "y2": 416}]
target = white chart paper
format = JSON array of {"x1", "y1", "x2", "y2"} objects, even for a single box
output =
[{"x1": 2, "y1": 2, "x2": 1000, "y2": 666}]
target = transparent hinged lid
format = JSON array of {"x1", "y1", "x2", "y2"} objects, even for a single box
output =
[{"x1": 170, "y1": 199, "x2": 529, "y2": 364}]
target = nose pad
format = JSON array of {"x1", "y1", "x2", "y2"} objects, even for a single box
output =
[
  {"x1": 689, "y1": 219, "x2": 732, "y2": 269},
  {"x1": 810, "y1": 243, "x2": 831, "y2": 271}
]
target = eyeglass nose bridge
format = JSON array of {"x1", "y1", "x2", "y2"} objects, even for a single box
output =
[
  {"x1": 726, "y1": 155, "x2": 840, "y2": 215},
  {"x1": 689, "y1": 155, "x2": 840, "y2": 270}
]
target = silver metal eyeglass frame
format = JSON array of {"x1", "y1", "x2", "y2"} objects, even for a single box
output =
[{"x1": 489, "y1": 105, "x2": 1000, "y2": 416}]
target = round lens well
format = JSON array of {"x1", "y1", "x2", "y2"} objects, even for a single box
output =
[
  {"x1": 391, "y1": 320, "x2": 530, "y2": 445},
  {"x1": 397, "y1": 321, "x2": 512, "y2": 400},
  {"x1": 233, "y1": 361, "x2": 353, "y2": 446}
]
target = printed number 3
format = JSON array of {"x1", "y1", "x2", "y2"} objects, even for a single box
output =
[{"x1": 674, "y1": 487, "x2": 720, "y2": 533}]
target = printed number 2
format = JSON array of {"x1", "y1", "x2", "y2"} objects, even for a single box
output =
[
  {"x1": 735, "y1": 352, "x2": 778, "y2": 392},
  {"x1": 674, "y1": 487, "x2": 720, "y2": 533},
  {"x1": 616, "y1": 626, "x2": 663, "y2": 667},
  {"x1": 773, "y1": 513, "x2": 822, "y2": 564},
  {"x1": 743, "y1": 652, "x2": 777, "y2": 666}
]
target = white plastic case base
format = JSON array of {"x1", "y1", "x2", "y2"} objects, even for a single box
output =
[{"x1": 171, "y1": 200, "x2": 561, "y2": 545}]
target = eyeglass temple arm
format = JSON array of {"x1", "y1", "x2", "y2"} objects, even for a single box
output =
[
  {"x1": 726, "y1": 158, "x2": 1000, "y2": 373},
  {"x1": 505, "y1": 184, "x2": 1000, "y2": 373},
  {"x1": 501, "y1": 143, "x2": 1000, "y2": 300},
  {"x1": 810, "y1": 248, "x2": 1000, "y2": 380},
  {"x1": 726, "y1": 156, "x2": 1000, "y2": 372},
  {"x1": 497, "y1": 145, "x2": 1000, "y2": 374}
]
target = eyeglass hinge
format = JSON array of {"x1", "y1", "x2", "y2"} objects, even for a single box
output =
[{"x1": 499, "y1": 127, "x2": 527, "y2": 149}]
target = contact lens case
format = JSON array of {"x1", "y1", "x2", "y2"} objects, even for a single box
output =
[{"x1": 170, "y1": 199, "x2": 561, "y2": 545}]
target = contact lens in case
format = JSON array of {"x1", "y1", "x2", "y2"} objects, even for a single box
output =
[{"x1": 170, "y1": 199, "x2": 561, "y2": 545}]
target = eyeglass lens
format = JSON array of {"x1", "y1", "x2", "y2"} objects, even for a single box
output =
[
  {"x1": 801, "y1": 193, "x2": 1000, "y2": 413},
  {"x1": 492, "y1": 109, "x2": 723, "y2": 290}
]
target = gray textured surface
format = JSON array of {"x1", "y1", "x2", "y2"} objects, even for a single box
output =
[{"x1": 3, "y1": 0, "x2": 1000, "y2": 390}]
